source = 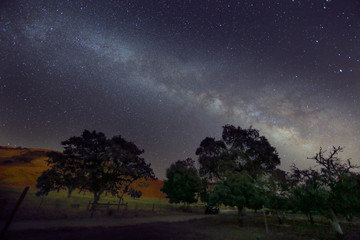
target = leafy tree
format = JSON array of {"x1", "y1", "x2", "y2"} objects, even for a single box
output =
[
  {"x1": 291, "y1": 146, "x2": 360, "y2": 236},
  {"x1": 36, "y1": 130, "x2": 156, "y2": 204},
  {"x1": 208, "y1": 171, "x2": 262, "y2": 214},
  {"x1": 199, "y1": 178, "x2": 211, "y2": 203},
  {"x1": 36, "y1": 151, "x2": 81, "y2": 197},
  {"x1": 99, "y1": 135, "x2": 156, "y2": 202},
  {"x1": 128, "y1": 189, "x2": 142, "y2": 199},
  {"x1": 289, "y1": 169, "x2": 328, "y2": 225},
  {"x1": 196, "y1": 125, "x2": 280, "y2": 181},
  {"x1": 196, "y1": 125, "x2": 281, "y2": 215},
  {"x1": 161, "y1": 158, "x2": 202, "y2": 205},
  {"x1": 196, "y1": 137, "x2": 229, "y2": 181},
  {"x1": 263, "y1": 169, "x2": 291, "y2": 224},
  {"x1": 36, "y1": 168, "x2": 63, "y2": 196},
  {"x1": 222, "y1": 125, "x2": 281, "y2": 177},
  {"x1": 267, "y1": 194, "x2": 290, "y2": 224},
  {"x1": 330, "y1": 173, "x2": 360, "y2": 221},
  {"x1": 208, "y1": 172, "x2": 246, "y2": 212},
  {"x1": 247, "y1": 194, "x2": 265, "y2": 213}
]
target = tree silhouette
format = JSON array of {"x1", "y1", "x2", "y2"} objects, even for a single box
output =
[
  {"x1": 290, "y1": 146, "x2": 360, "y2": 236},
  {"x1": 161, "y1": 158, "x2": 202, "y2": 205},
  {"x1": 264, "y1": 169, "x2": 290, "y2": 224},
  {"x1": 196, "y1": 125, "x2": 280, "y2": 180},
  {"x1": 128, "y1": 189, "x2": 142, "y2": 199},
  {"x1": 36, "y1": 151, "x2": 81, "y2": 197},
  {"x1": 196, "y1": 125, "x2": 281, "y2": 214},
  {"x1": 36, "y1": 168, "x2": 63, "y2": 196},
  {"x1": 36, "y1": 130, "x2": 156, "y2": 204},
  {"x1": 290, "y1": 169, "x2": 327, "y2": 225},
  {"x1": 208, "y1": 171, "x2": 260, "y2": 214}
]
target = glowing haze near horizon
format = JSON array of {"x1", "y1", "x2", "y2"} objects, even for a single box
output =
[{"x1": 1, "y1": 0, "x2": 360, "y2": 179}]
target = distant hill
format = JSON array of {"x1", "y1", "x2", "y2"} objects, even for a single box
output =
[
  {"x1": 0, "y1": 146, "x2": 51, "y2": 188},
  {"x1": 0, "y1": 146, "x2": 164, "y2": 198}
]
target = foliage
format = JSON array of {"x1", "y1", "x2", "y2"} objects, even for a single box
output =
[
  {"x1": 222, "y1": 125, "x2": 281, "y2": 176},
  {"x1": 290, "y1": 182, "x2": 329, "y2": 224},
  {"x1": 196, "y1": 125, "x2": 280, "y2": 181},
  {"x1": 268, "y1": 194, "x2": 289, "y2": 213},
  {"x1": 195, "y1": 137, "x2": 229, "y2": 181},
  {"x1": 329, "y1": 173, "x2": 360, "y2": 220},
  {"x1": 258, "y1": 169, "x2": 291, "y2": 223},
  {"x1": 36, "y1": 151, "x2": 81, "y2": 197},
  {"x1": 36, "y1": 130, "x2": 156, "y2": 204},
  {"x1": 199, "y1": 178, "x2": 211, "y2": 203},
  {"x1": 208, "y1": 171, "x2": 262, "y2": 213},
  {"x1": 128, "y1": 189, "x2": 142, "y2": 199},
  {"x1": 247, "y1": 194, "x2": 265, "y2": 212},
  {"x1": 161, "y1": 158, "x2": 202, "y2": 205},
  {"x1": 36, "y1": 168, "x2": 63, "y2": 196},
  {"x1": 196, "y1": 125, "x2": 281, "y2": 214},
  {"x1": 290, "y1": 146, "x2": 360, "y2": 235}
]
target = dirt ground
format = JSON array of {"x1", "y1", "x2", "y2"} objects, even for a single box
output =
[
  {"x1": 2, "y1": 214, "x2": 213, "y2": 231},
  {"x1": 3, "y1": 214, "x2": 360, "y2": 240}
]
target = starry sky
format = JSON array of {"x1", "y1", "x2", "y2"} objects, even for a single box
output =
[{"x1": 1, "y1": 0, "x2": 360, "y2": 179}]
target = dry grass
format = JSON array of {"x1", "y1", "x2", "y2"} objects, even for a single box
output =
[{"x1": 0, "y1": 187, "x2": 202, "y2": 220}]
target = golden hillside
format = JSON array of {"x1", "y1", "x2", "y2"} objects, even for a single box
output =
[
  {"x1": 0, "y1": 146, "x2": 164, "y2": 198},
  {"x1": 0, "y1": 146, "x2": 51, "y2": 188}
]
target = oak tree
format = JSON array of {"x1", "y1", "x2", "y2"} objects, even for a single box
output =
[{"x1": 161, "y1": 158, "x2": 202, "y2": 205}]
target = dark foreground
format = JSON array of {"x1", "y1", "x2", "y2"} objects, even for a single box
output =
[{"x1": 4, "y1": 215, "x2": 360, "y2": 240}]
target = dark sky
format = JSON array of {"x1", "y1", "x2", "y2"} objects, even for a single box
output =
[{"x1": 1, "y1": 0, "x2": 360, "y2": 179}]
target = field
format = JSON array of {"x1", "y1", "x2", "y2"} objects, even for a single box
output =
[
  {"x1": 1, "y1": 147, "x2": 360, "y2": 239},
  {"x1": 0, "y1": 187, "x2": 201, "y2": 221},
  {"x1": 1, "y1": 188, "x2": 360, "y2": 240}
]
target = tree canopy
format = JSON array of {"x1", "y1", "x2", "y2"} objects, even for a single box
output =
[
  {"x1": 36, "y1": 151, "x2": 83, "y2": 197},
  {"x1": 208, "y1": 171, "x2": 261, "y2": 212},
  {"x1": 290, "y1": 146, "x2": 360, "y2": 235},
  {"x1": 196, "y1": 125, "x2": 280, "y2": 180},
  {"x1": 194, "y1": 125, "x2": 281, "y2": 216},
  {"x1": 161, "y1": 158, "x2": 202, "y2": 205},
  {"x1": 36, "y1": 130, "x2": 156, "y2": 203}
]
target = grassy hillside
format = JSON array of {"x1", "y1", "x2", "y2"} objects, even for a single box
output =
[
  {"x1": 0, "y1": 146, "x2": 51, "y2": 188},
  {"x1": 0, "y1": 146, "x2": 164, "y2": 198}
]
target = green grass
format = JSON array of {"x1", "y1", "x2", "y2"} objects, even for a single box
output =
[
  {"x1": 0, "y1": 187, "x2": 204, "y2": 220},
  {"x1": 2, "y1": 188, "x2": 360, "y2": 239}
]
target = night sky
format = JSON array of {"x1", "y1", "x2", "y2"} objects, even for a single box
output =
[{"x1": 1, "y1": 0, "x2": 359, "y2": 179}]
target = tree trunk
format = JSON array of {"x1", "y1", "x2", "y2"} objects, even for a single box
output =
[
  {"x1": 276, "y1": 210, "x2": 283, "y2": 224},
  {"x1": 67, "y1": 188, "x2": 73, "y2": 198},
  {"x1": 237, "y1": 206, "x2": 245, "y2": 216},
  {"x1": 329, "y1": 209, "x2": 343, "y2": 236},
  {"x1": 262, "y1": 205, "x2": 269, "y2": 234},
  {"x1": 93, "y1": 192, "x2": 101, "y2": 204},
  {"x1": 308, "y1": 213, "x2": 314, "y2": 225},
  {"x1": 237, "y1": 207, "x2": 244, "y2": 226},
  {"x1": 281, "y1": 211, "x2": 286, "y2": 223}
]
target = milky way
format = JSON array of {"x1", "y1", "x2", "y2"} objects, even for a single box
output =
[{"x1": 1, "y1": 0, "x2": 360, "y2": 178}]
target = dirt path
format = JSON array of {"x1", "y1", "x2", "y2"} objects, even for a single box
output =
[
  {"x1": 2, "y1": 215, "x2": 265, "y2": 240},
  {"x1": 3, "y1": 213, "x2": 359, "y2": 240},
  {"x1": 1, "y1": 214, "x2": 215, "y2": 231},
  {"x1": 3, "y1": 217, "x2": 224, "y2": 240}
]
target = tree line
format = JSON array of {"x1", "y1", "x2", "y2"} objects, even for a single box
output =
[
  {"x1": 160, "y1": 125, "x2": 360, "y2": 237},
  {"x1": 36, "y1": 126, "x2": 360, "y2": 237}
]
